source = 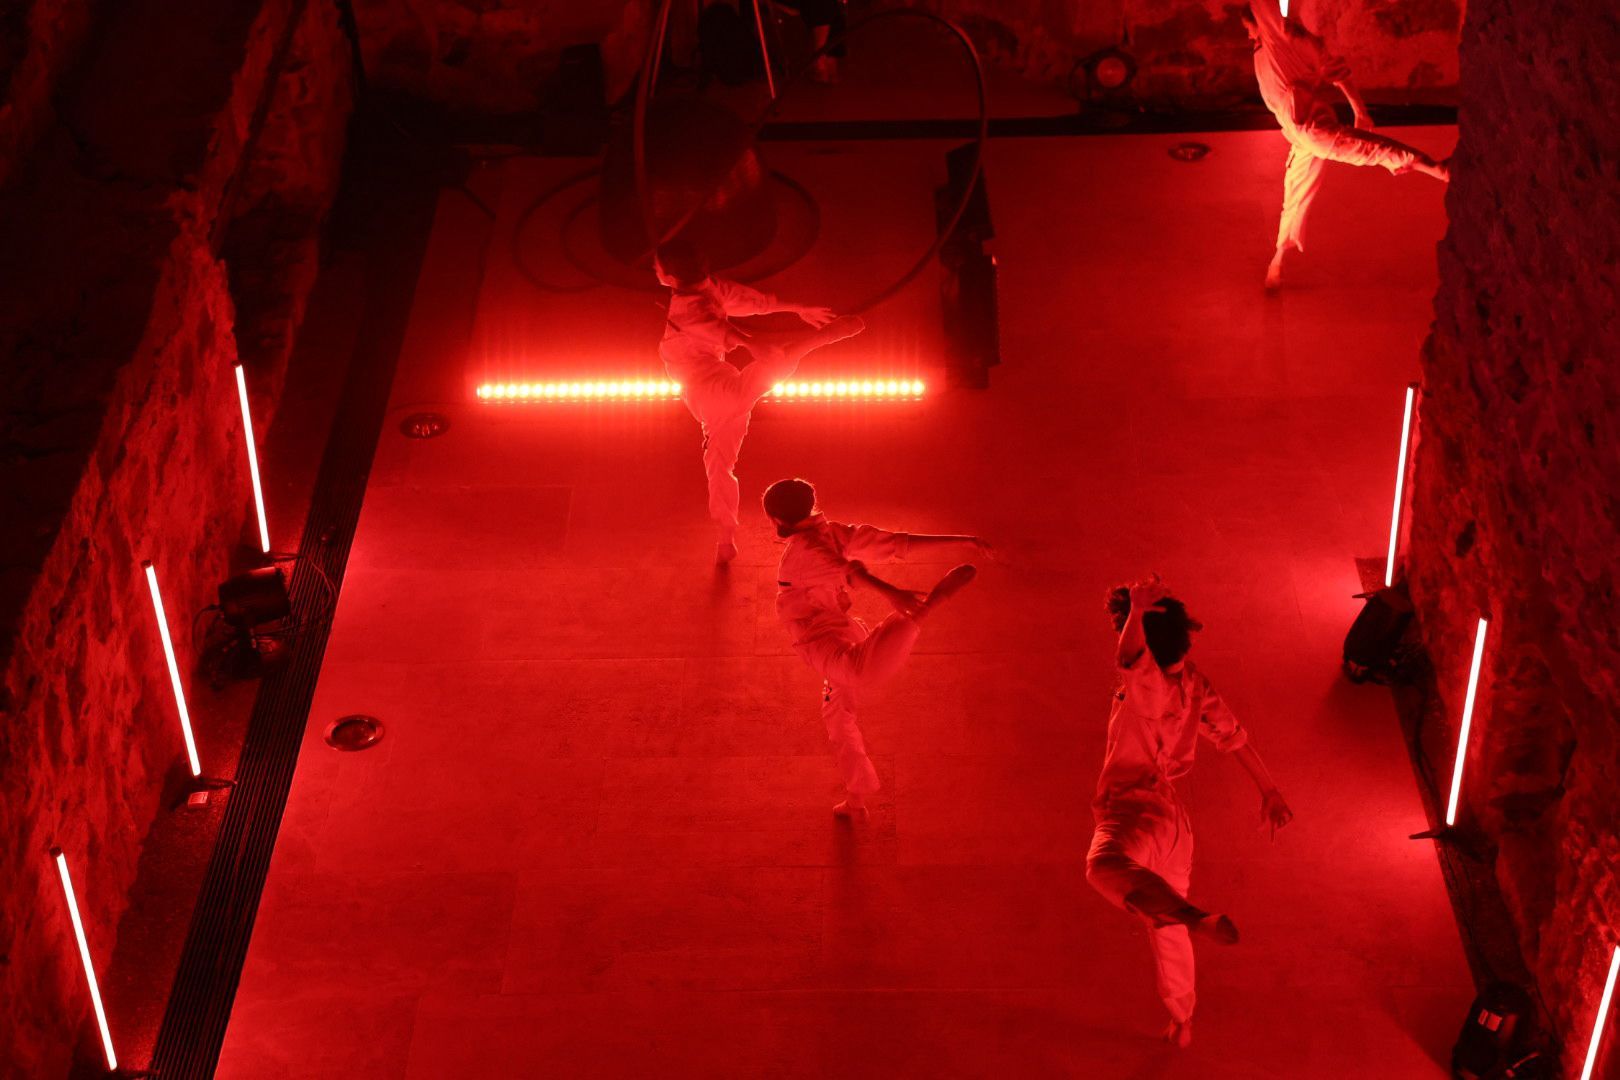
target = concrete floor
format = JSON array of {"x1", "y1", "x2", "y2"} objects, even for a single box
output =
[{"x1": 217, "y1": 123, "x2": 1472, "y2": 1078}]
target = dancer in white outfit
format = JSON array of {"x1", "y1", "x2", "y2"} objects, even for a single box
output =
[
  {"x1": 765, "y1": 478, "x2": 986, "y2": 818},
  {"x1": 656, "y1": 241, "x2": 865, "y2": 563},
  {"x1": 1086, "y1": 576, "x2": 1293, "y2": 1047},
  {"x1": 1242, "y1": 0, "x2": 1450, "y2": 290}
]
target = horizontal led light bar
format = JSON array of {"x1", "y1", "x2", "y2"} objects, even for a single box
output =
[
  {"x1": 770, "y1": 379, "x2": 926, "y2": 400},
  {"x1": 475, "y1": 378, "x2": 926, "y2": 404}
]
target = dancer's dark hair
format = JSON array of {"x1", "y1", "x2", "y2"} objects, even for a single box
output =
[
  {"x1": 656, "y1": 238, "x2": 709, "y2": 289},
  {"x1": 764, "y1": 478, "x2": 817, "y2": 535},
  {"x1": 1106, "y1": 584, "x2": 1203, "y2": 668}
]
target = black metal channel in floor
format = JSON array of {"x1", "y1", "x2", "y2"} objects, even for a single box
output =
[{"x1": 148, "y1": 130, "x2": 449, "y2": 1079}]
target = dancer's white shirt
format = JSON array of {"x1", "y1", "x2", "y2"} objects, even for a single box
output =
[
  {"x1": 1249, "y1": 0, "x2": 1349, "y2": 136},
  {"x1": 1093, "y1": 654, "x2": 1248, "y2": 815},
  {"x1": 660, "y1": 278, "x2": 779, "y2": 375},
  {"x1": 774, "y1": 515, "x2": 912, "y2": 644}
]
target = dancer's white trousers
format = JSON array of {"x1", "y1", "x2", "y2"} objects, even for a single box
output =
[
  {"x1": 1086, "y1": 798, "x2": 1198, "y2": 1022},
  {"x1": 792, "y1": 613, "x2": 920, "y2": 796}
]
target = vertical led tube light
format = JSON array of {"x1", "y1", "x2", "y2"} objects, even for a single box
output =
[
  {"x1": 1580, "y1": 945, "x2": 1620, "y2": 1080},
  {"x1": 1443, "y1": 617, "x2": 1489, "y2": 827},
  {"x1": 52, "y1": 849, "x2": 118, "y2": 1071},
  {"x1": 1385, "y1": 383, "x2": 1418, "y2": 588},
  {"x1": 234, "y1": 364, "x2": 270, "y2": 554},
  {"x1": 143, "y1": 561, "x2": 202, "y2": 777}
]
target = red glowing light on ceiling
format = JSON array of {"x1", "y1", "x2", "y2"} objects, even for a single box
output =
[
  {"x1": 143, "y1": 560, "x2": 202, "y2": 777},
  {"x1": 474, "y1": 378, "x2": 926, "y2": 404},
  {"x1": 52, "y1": 849, "x2": 118, "y2": 1071},
  {"x1": 1444, "y1": 616, "x2": 1489, "y2": 828},
  {"x1": 235, "y1": 364, "x2": 270, "y2": 554}
]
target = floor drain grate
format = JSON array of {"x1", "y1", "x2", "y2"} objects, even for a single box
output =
[
  {"x1": 324, "y1": 714, "x2": 385, "y2": 751},
  {"x1": 399, "y1": 412, "x2": 450, "y2": 439}
]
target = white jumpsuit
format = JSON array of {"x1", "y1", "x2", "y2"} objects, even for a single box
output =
[
  {"x1": 1085, "y1": 654, "x2": 1248, "y2": 1023},
  {"x1": 775, "y1": 517, "x2": 917, "y2": 797},
  {"x1": 1251, "y1": 0, "x2": 1436, "y2": 252},
  {"x1": 660, "y1": 279, "x2": 798, "y2": 544}
]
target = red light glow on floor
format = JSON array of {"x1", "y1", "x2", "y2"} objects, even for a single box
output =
[
  {"x1": 1581, "y1": 945, "x2": 1620, "y2": 1080},
  {"x1": 52, "y1": 849, "x2": 118, "y2": 1072},
  {"x1": 143, "y1": 560, "x2": 202, "y2": 777},
  {"x1": 1444, "y1": 616, "x2": 1490, "y2": 827},
  {"x1": 235, "y1": 364, "x2": 270, "y2": 554},
  {"x1": 1385, "y1": 383, "x2": 1417, "y2": 588},
  {"x1": 475, "y1": 378, "x2": 926, "y2": 403}
]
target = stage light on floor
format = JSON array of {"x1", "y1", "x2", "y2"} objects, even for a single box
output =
[
  {"x1": 1385, "y1": 382, "x2": 1418, "y2": 588},
  {"x1": 1581, "y1": 945, "x2": 1620, "y2": 1080},
  {"x1": 143, "y1": 561, "x2": 201, "y2": 777},
  {"x1": 1444, "y1": 617, "x2": 1490, "y2": 827},
  {"x1": 233, "y1": 365, "x2": 270, "y2": 554},
  {"x1": 52, "y1": 849, "x2": 117, "y2": 1072},
  {"x1": 476, "y1": 379, "x2": 924, "y2": 403}
]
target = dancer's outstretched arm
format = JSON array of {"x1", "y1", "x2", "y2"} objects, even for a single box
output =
[
  {"x1": 906, "y1": 533, "x2": 990, "y2": 556},
  {"x1": 1117, "y1": 576, "x2": 1171, "y2": 668},
  {"x1": 848, "y1": 561, "x2": 927, "y2": 617},
  {"x1": 1234, "y1": 743, "x2": 1294, "y2": 839},
  {"x1": 1331, "y1": 69, "x2": 1375, "y2": 129}
]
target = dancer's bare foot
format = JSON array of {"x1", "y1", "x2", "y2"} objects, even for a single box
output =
[
  {"x1": 716, "y1": 540, "x2": 738, "y2": 565},
  {"x1": 1162, "y1": 1019, "x2": 1193, "y2": 1049},
  {"x1": 1264, "y1": 250, "x2": 1285, "y2": 292},
  {"x1": 923, "y1": 564, "x2": 977, "y2": 612},
  {"x1": 817, "y1": 315, "x2": 865, "y2": 347},
  {"x1": 833, "y1": 797, "x2": 868, "y2": 820},
  {"x1": 1188, "y1": 913, "x2": 1240, "y2": 946}
]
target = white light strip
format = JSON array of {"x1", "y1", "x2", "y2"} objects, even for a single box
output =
[
  {"x1": 1581, "y1": 946, "x2": 1620, "y2": 1080},
  {"x1": 53, "y1": 849, "x2": 118, "y2": 1071},
  {"x1": 1444, "y1": 617, "x2": 1489, "y2": 827},
  {"x1": 234, "y1": 364, "x2": 270, "y2": 554},
  {"x1": 143, "y1": 561, "x2": 201, "y2": 777},
  {"x1": 1385, "y1": 383, "x2": 1417, "y2": 588},
  {"x1": 474, "y1": 378, "x2": 927, "y2": 404}
]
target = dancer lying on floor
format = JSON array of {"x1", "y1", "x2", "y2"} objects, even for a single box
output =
[
  {"x1": 1086, "y1": 575, "x2": 1293, "y2": 1048},
  {"x1": 765, "y1": 478, "x2": 985, "y2": 818},
  {"x1": 656, "y1": 240, "x2": 864, "y2": 563},
  {"x1": 1243, "y1": 0, "x2": 1450, "y2": 290}
]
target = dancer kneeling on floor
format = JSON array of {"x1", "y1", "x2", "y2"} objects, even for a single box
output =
[
  {"x1": 765, "y1": 478, "x2": 986, "y2": 818},
  {"x1": 1086, "y1": 575, "x2": 1293, "y2": 1048}
]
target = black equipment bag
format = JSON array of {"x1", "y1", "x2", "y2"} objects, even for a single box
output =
[
  {"x1": 1343, "y1": 583, "x2": 1414, "y2": 683},
  {"x1": 1452, "y1": 982, "x2": 1548, "y2": 1079}
]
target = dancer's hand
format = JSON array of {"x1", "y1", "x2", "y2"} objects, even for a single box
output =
[
  {"x1": 797, "y1": 305, "x2": 837, "y2": 328},
  {"x1": 884, "y1": 585, "x2": 928, "y2": 618},
  {"x1": 969, "y1": 537, "x2": 997, "y2": 561},
  {"x1": 1129, "y1": 574, "x2": 1171, "y2": 611},
  {"x1": 1259, "y1": 789, "x2": 1294, "y2": 840}
]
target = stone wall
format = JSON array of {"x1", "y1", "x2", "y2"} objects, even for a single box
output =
[
  {"x1": 920, "y1": 0, "x2": 1459, "y2": 105},
  {"x1": 0, "y1": 0, "x2": 351, "y2": 1073},
  {"x1": 341, "y1": 0, "x2": 1456, "y2": 114},
  {"x1": 348, "y1": 0, "x2": 650, "y2": 112},
  {"x1": 0, "y1": 0, "x2": 97, "y2": 191},
  {"x1": 1407, "y1": 0, "x2": 1619, "y2": 1071}
]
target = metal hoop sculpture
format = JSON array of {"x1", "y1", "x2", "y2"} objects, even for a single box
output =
[{"x1": 631, "y1": 3, "x2": 990, "y2": 315}]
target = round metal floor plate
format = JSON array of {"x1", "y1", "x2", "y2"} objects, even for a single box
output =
[
  {"x1": 399, "y1": 412, "x2": 450, "y2": 439},
  {"x1": 324, "y1": 714, "x2": 385, "y2": 751}
]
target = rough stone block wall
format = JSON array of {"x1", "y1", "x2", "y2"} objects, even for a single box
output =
[
  {"x1": 0, "y1": 0, "x2": 350, "y2": 1073},
  {"x1": 340, "y1": 0, "x2": 1455, "y2": 114},
  {"x1": 0, "y1": 0, "x2": 96, "y2": 191},
  {"x1": 349, "y1": 0, "x2": 650, "y2": 111},
  {"x1": 1407, "y1": 0, "x2": 1619, "y2": 1071},
  {"x1": 911, "y1": 0, "x2": 1459, "y2": 105}
]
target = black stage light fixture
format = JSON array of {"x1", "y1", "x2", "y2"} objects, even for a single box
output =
[{"x1": 209, "y1": 565, "x2": 293, "y2": 679}]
